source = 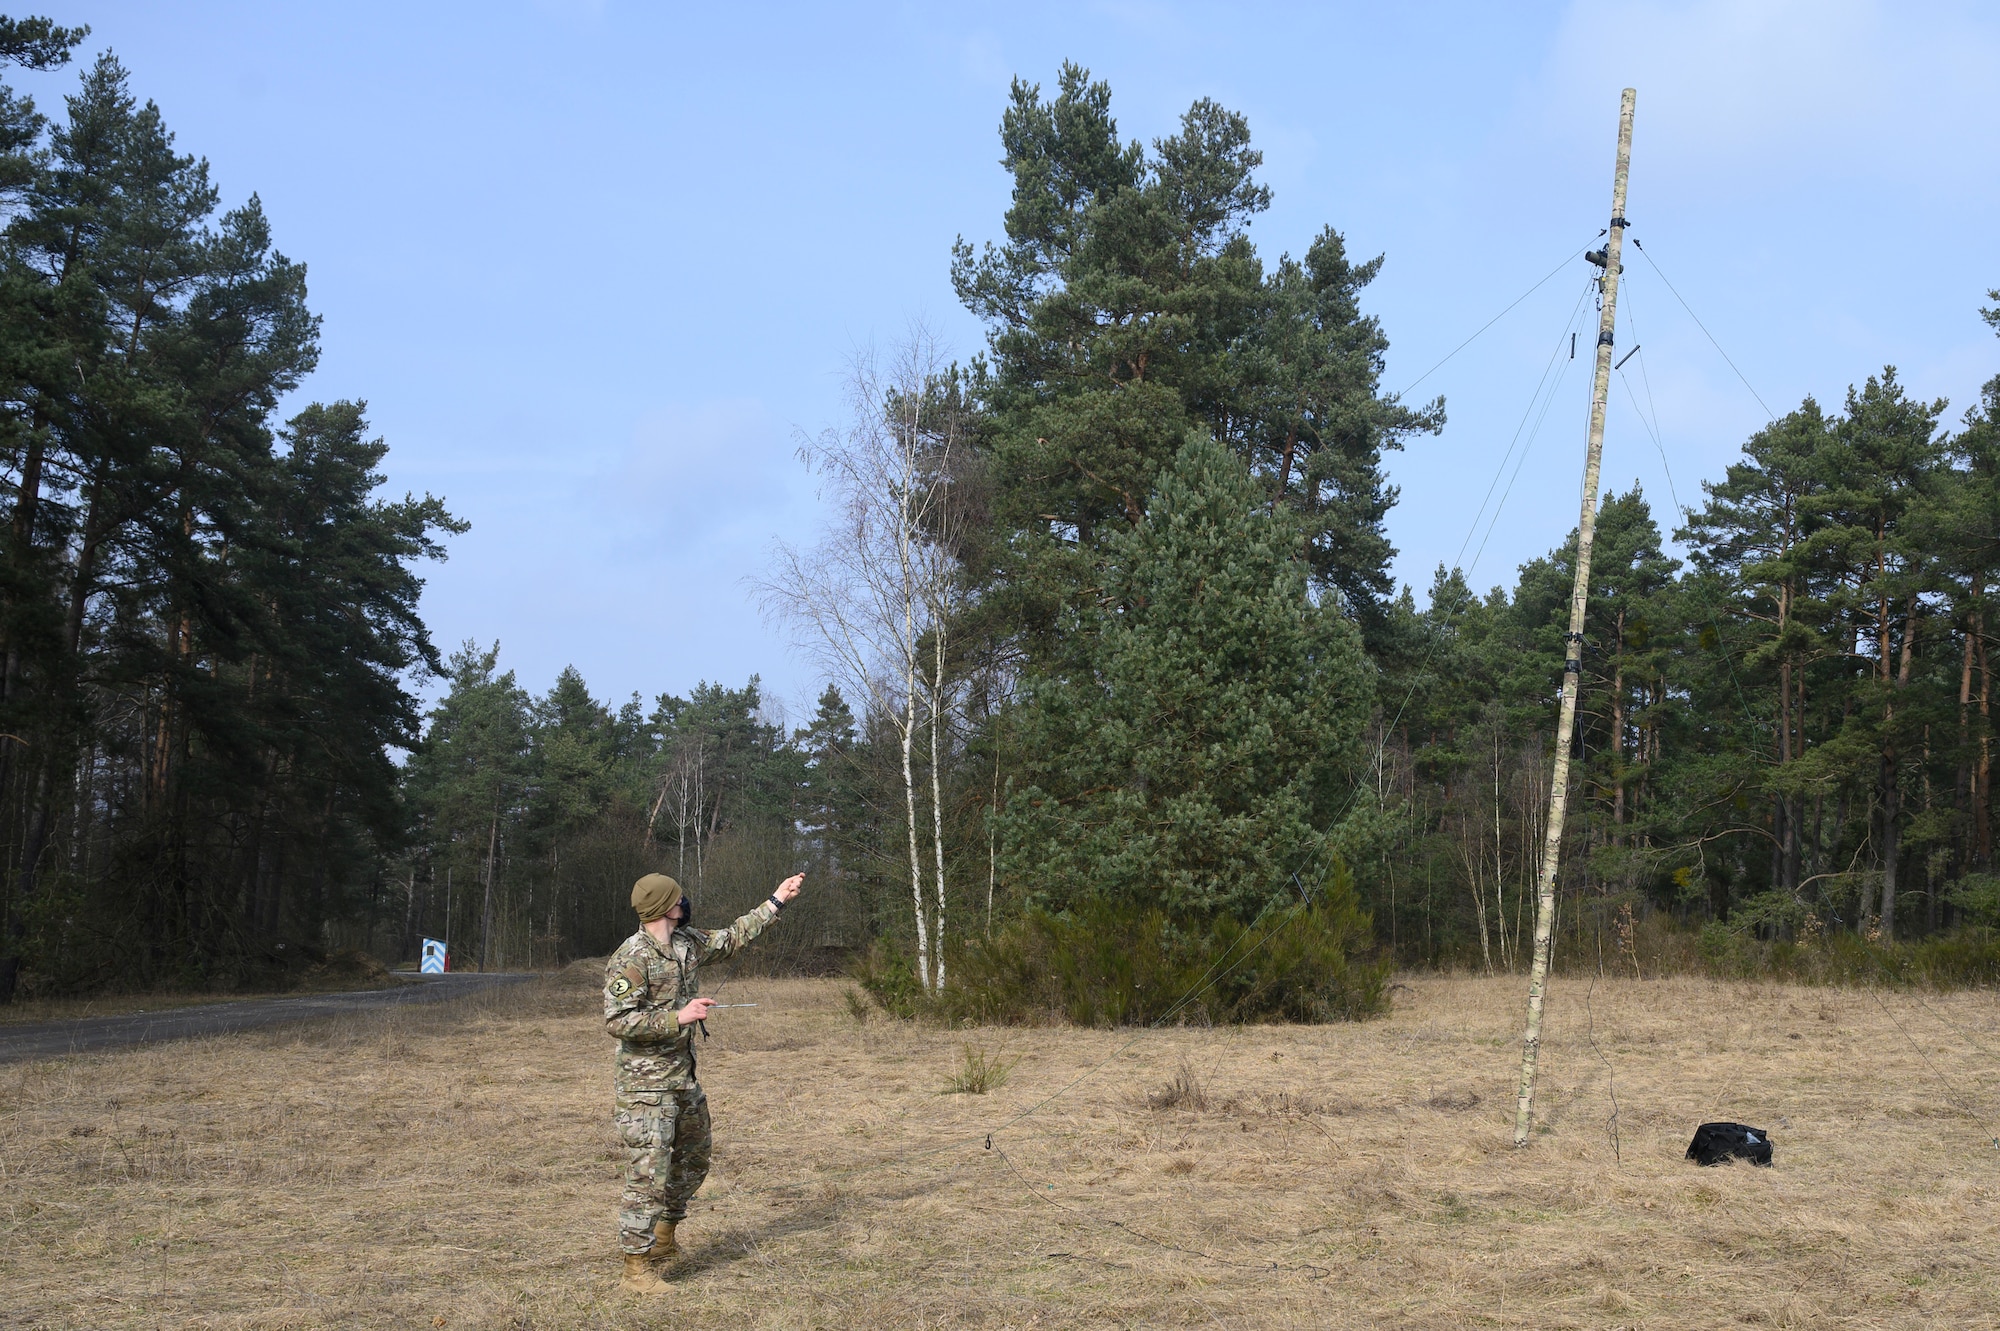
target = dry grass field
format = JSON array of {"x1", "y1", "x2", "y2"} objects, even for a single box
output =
[{"x1": 3, "y1": 966, "x2": 1997, "y2": 1330}]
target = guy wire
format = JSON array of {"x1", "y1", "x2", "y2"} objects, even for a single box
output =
[
  {"x1": 1610, "y1": 281, "x2": 1761, "y2": 736},
  {"x1": 956, "y1": 269, "x2": 1606, "y2": 1250},
  {"x1": 1464, "y1": 279, "x2": 1596, "y2": 580},
  {"x1": 1613, "y1": 262, "x2": 2000, "y2": 1013},
  {"x1": 1865, "y1": 983, "x2": 2000, "y2": 1155},
  {"x1": 1582, "y1": 954, "x2": 1622, "y2": 1164},
  {"x1": 1119, "y1": 238, "x2": 1596, "y2": 976},
  {"x1": 1446, "y1": 272, "x2": 1599, "y2": 603},
  {"x1": 699, "y1": 245, "x2": 1635, "y2": 1271},
  {"x1": 1622, "y1": 284, "x2": 1667, "y2": 446},
  {"x1": 1144, "y1": 261, "x2": 1605, "y2": 1042},
  {"x1": 1909, "y1": 989, "x2": 1997, "y2": 1059},
  {"x1": 1396, "y1": 243, "x2": 1593, "y2": 399},
  {"x1": 978, "y1": 256, "x2": 1615, "y2": 1140},
  {"x1": 1630, "y1": 239, "x2": 1776, "y2": 423}
]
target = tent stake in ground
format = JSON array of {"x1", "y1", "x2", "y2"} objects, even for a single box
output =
[{"x1": 1514, "y1": 87, "x2": 1636, "y2": 1148}]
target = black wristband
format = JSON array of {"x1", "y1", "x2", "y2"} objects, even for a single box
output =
[{"x1": 768, "y1": 893, "x2": 785, "y2": 912}]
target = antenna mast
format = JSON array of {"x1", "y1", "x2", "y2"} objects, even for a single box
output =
[{"x1": 1514, "y1": 87, "x2": 1635, "y2": 1147}]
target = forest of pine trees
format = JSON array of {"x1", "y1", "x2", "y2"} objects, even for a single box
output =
[
  {"x1": 0, "y1": 23, "x2": 460, "y2": 999},
  {"x1": 2, "y1": 36, "x2": 1994, "y2": 1003}
]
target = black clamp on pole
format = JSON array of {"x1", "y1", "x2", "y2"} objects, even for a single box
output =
[{"x1": 1609, "y1": 215, "x2": 1630, "y2": 229}]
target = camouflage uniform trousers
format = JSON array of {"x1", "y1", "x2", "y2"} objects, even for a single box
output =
[{"x1": 615, "y1": 1085, "x2": 712, "y2": 1254}]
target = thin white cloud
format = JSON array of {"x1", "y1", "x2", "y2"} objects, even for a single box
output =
[
  {"x1": 599, "y1": 398, "x2": 799, "y2": 546},
  {"x1": 1530, "y1": 0, "x2": 2000, "y2": 188}
]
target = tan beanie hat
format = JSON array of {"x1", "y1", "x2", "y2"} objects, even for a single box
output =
[{"x1": 631, "y1": 873, "x2": 684, "y2": 923}]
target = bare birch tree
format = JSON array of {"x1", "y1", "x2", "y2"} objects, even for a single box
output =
[
  {"x1": 762, "y1": 328, "x2": 968, "y2": 993},
  {"x1": 645, "y1": 736, "x2": 705, "y2": 883}
]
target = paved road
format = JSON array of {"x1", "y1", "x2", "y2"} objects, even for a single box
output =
[{"x1": 0, "y1": 972, "x2": 534, "y2": 1064}]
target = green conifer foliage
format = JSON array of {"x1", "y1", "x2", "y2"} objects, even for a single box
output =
[
  {"x1": 953, "y1": 63, "x2": 1436, "y2": 663},
  {"x1": 999, "y1": 433, "x2": 1371, "y2": 924},
  {"x1": 0, "y1": 39, "x2": 463, "y2": 996}
]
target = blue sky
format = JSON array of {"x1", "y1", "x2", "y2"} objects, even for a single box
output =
[{"x1": 24, "y1": 1, "x2": 2000, "y2": 723}]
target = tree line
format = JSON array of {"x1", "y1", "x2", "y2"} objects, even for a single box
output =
[
  {"x1": 395, "y1": 654, "x2": 876, "y2": 975},
  {"x1": 5, "y1": 37, "x2": 1994, "y2": 1001},
  {"x1": 1372, "y1": 351, "x2": 1997, "y2": 974},
  {"x1": 0, "y1": 21, "x2": 459, "y2": 998}
]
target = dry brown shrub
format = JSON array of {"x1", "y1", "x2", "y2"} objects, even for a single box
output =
[{"x1": 1143, "y1": 1058, "x2": 1231, "y2": 1112}]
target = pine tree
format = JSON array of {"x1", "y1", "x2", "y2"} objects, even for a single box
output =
[
  {"x1": 953, "y1": 64, "x2": 1434, "y2": 667},
  {"x1": 1574, "y1": 488, "x2": 1681, "y2": 853},
  {"x1": 1944, "y1": 312, "x2": 1999, "y2": 874},
  {"x1": 0, "y1": 15, "x2": 86, "y2": 72},
  {"x1": 405, "y1": 644, "x2": 531, "y2": 969},
  {"x1": 796, "y1": 684, "x2": 861, "y2": 873},
  {"x1": 1234, "y1": 228, "x2": 1444, "y2": 639},
  {"x1": 1815, "y1": 371, "x2": 1948, "y2": 936},
  {"x1": 1682, "y1": 403, "x2": 1839, "y2": 898},
  {"x1": 999, "y1": 433, "x2": 1371, "y2": 923},
  {"x1": 0, "y1": 43, "x2": 457, "y2": 996}
]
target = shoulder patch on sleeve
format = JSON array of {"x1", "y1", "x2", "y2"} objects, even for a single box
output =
[{"x1": 608, "y1": 965, "x2": 646, "y2": 1000}]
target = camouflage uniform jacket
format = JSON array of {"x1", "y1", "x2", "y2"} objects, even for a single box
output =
[{"x1": 603, "y1": 899, "x2": 781, "y2": 1094}]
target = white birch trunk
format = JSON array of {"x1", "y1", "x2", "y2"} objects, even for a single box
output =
[
  {"x1": 988, "y1": 744, "x2": 999, "y2": 937},
  {"x1": 757, "y1": 326, "x2": 969, "y2": 998},
  {"x1": 902, "y1": 664, "x2": 930, "y2": 992},
  {"x1": 929, "y1": 629, "x2": 949, "y2": 991}
]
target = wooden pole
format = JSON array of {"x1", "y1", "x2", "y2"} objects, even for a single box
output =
[{"x1": 1514, "y1": 87, "x2": 1635, "y2": 1148}]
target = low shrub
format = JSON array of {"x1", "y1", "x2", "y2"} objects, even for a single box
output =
[
  {"x1": 848, "y1": 939, "x2": 929, "y2": 1019},
  {"x1": 1946, "y1": 874, "x2": 2000, "y2": 927},
  {"x1": 940, "y1": 1044, "x2": 1019, "y2": 1094},
  {"x1": 1694, "y1": 923, "x2": 2000, "y2": 988},
  {"x1": 856, "y1": 861, "x2": 1389, "y2": 1027},
  {"x1": 1145, "y1": 1059, "x2": 1216, "y2": 1111},
  {"x1": 1907, "y1": 929, "x2": 2000, "y2": 986}
]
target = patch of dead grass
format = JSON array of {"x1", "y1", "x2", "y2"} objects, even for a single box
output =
[{"x1": 2, "y1": 969, "x2": 1996, "y2": 1328}]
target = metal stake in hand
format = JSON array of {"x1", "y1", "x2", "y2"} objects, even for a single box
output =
[{"x1": 695, "y1": 1003, "x2": 758, "y2": 1041}]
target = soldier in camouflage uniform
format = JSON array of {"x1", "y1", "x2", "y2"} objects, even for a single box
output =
[{"x1": 605, "y1": 869, "x2": 803, "y2": 1295}]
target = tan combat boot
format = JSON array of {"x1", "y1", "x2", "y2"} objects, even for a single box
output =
[
  {"x1": 619, "y1": 1251, "x2": 669, "y2": 1295},
  {"x1": 652, "y1": 1220, "x2": 680, "y2": 1264}
]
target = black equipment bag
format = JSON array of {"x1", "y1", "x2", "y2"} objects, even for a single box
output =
[{"x1": 1685, "y1": 1121, "x2": 1773, "y2": 1167}]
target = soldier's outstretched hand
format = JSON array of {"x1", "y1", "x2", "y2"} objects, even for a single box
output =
[{"x1": 774, "y1": 873, "x2": 805, "y2": 904}]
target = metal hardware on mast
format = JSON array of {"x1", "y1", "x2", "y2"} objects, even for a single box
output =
[{"x1": 1514, "y1": 87, "x2": 1635, "y2": 1148}]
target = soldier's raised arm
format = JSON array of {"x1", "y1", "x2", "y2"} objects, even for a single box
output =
[{"x1": 689, "y1": 873, "x2": 805, "y2": 966}]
